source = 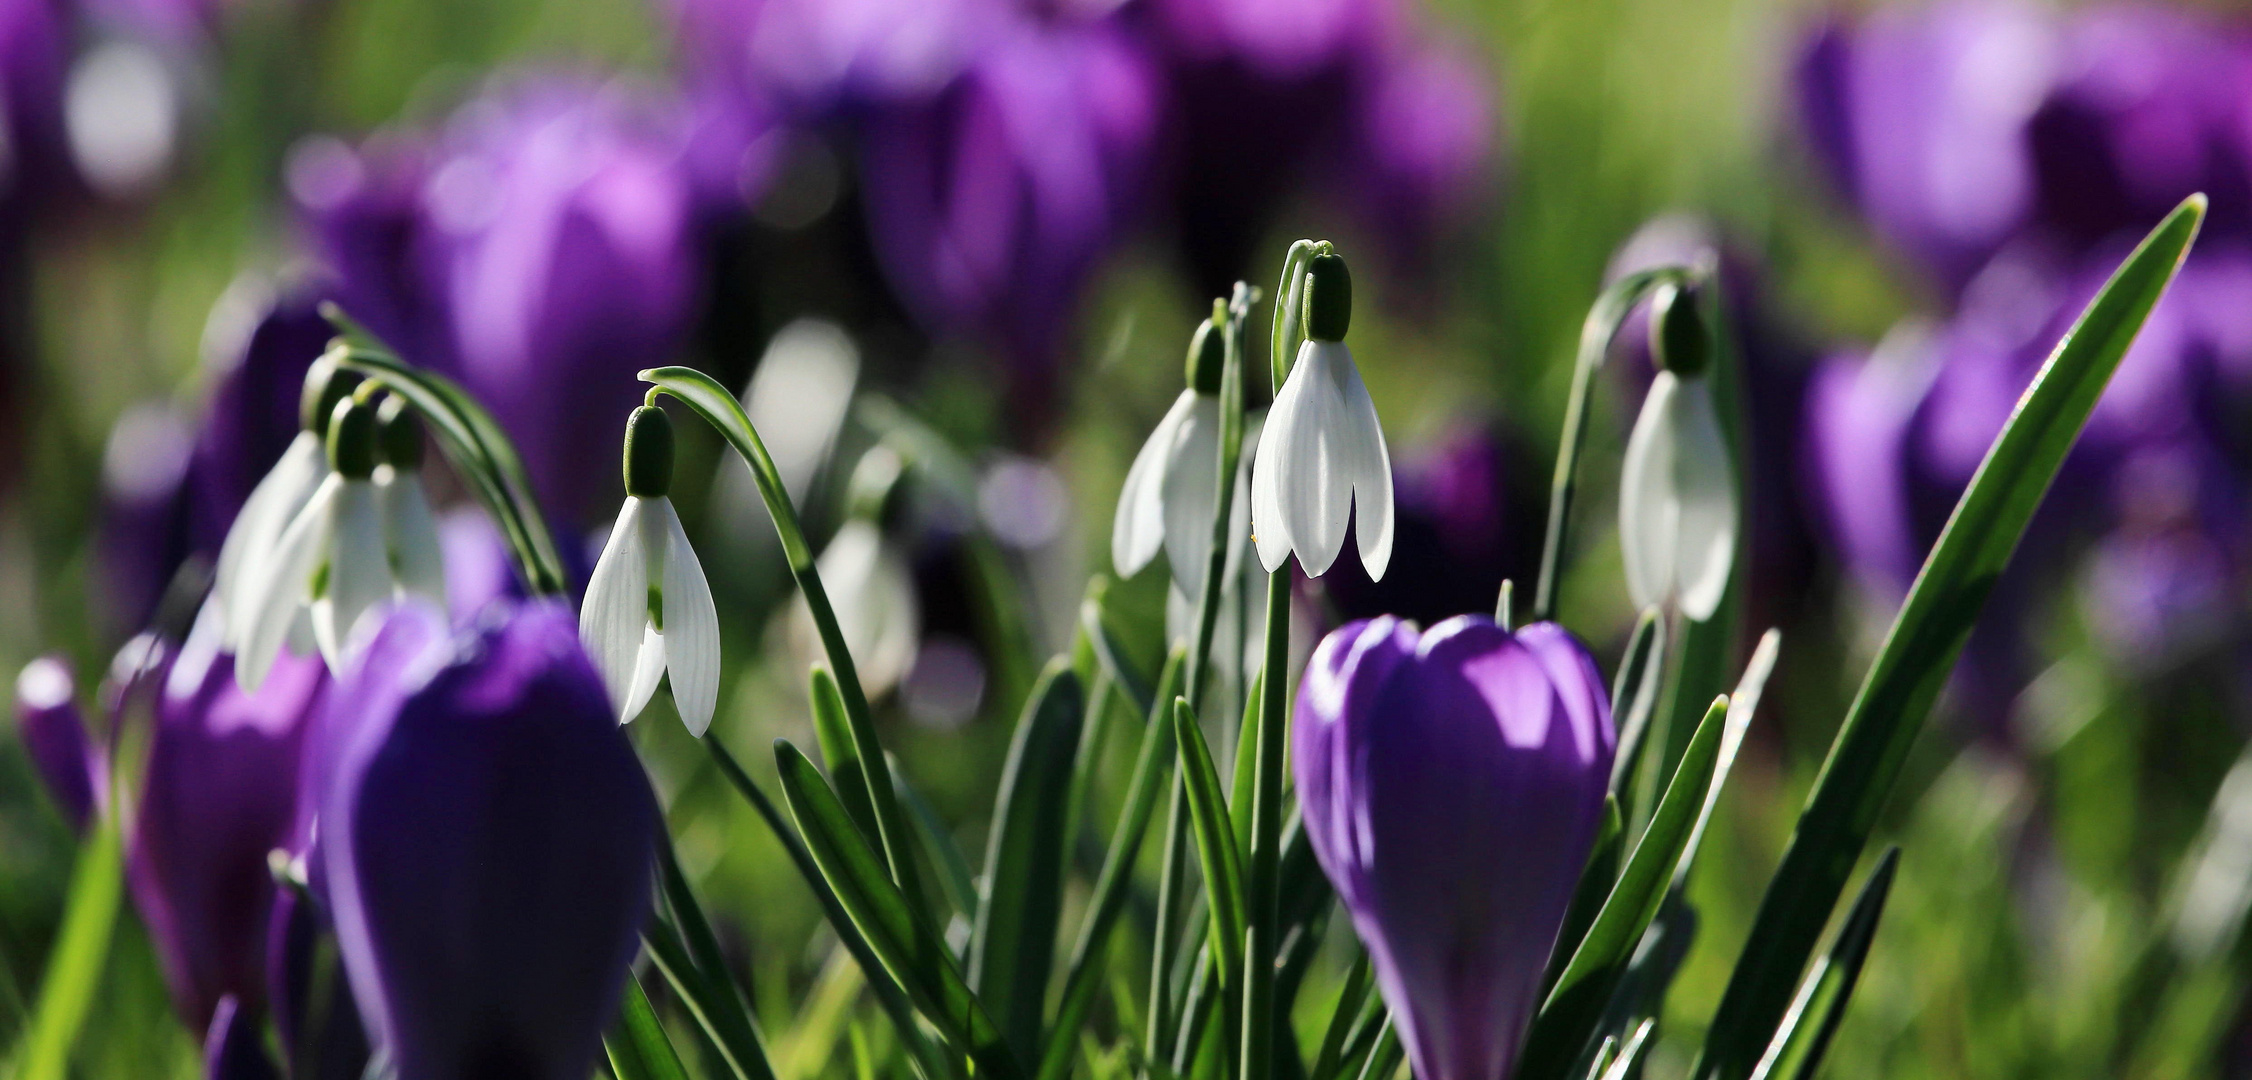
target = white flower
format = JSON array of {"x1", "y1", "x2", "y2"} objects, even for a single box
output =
[
  {"x1": 236, "y1": 469, "x2": 392, "y2": 690},
  {"x1": 1114, "y1": 388, "x2": 1224, "y2": 597},
  {"x1": 579, "y1": 405, "x2": 720, "y2": 735},
  {"x1": 796, "y1": 518, "x2": 919, "y2": 699},
  {"x1": 213, "y1": 428, "x2": 326, "y2": 645},
  {"x1": 1618, "y1": 369, "x2": 1737, "y2": 621},
  {"x1": 377, "y1": 464, "x2": 446, "y2": 607},
  {"x1": 1249, "y1": 337, "x2": 1393, "y2": 579}
]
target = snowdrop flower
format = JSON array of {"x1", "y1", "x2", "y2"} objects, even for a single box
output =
[
  {"x1": 795, "y1": 447, "x2": 919, "y2": 699},
  {"x1": 580, "y1": 405, "x2": 720, "y2": 735},
  {"x1": 1251, "y1": 251, "x2": 1394, "y2": 579},
  {"x1": 371, "y1": 395, "x2": 446, "y2": 610},
  {"x1": 1114, "y1": 310, "x2": 1229, "y2": 597},
  {"x1": 213, "y1": 355, "x2": 357, "y2": 650},
  {"x1": 237, "y1": 397, "x2": 396, "y2": 689},
  {"x1": 1619, "y1": 280, "x2": 1737, "y2": 621}
]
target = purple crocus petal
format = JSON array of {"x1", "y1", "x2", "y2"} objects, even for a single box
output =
[
  {"x1": 291, "y1": 599, "x2": 451, "y2": 860},
  {"x1": 14, "y1": 656, "x2": 102, "y2": 831},
  {"x1": 1294, "y1": 615, "x2": 1613, "y2": 1080},
  {"x1": 288, "y1": 133, "x2": 459, "y2": 379},
  {"x1": 1343, "y1": 40, "x2": 1494, "y2": 269},
  {"x1": 183, "y1": 290, "x2": 340, "y2": 555},
  {"x1": 324, "y1": 600, "x2": 658, "y2": 1079},
  {"x1": 265, "y1": 887, "x2": 372, "y2": 1080},
  {"x1": 203, "y1": 994, "x2": 281, "y2": 1080},
  {"x1": 131, "y1": 643, "x2": 327, "y2": 1030},
  {"x1": 666, "y1": 0, "x2": 1001, "y2": 118}
]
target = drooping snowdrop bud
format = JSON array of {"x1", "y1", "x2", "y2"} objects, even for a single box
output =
[
  {"x1": 372, "y1": 396, "x2": 445, "y2": 610},
  {"x1": 797, "y1": 446, "x2": 919, "y2": 699},
  {"x1": 14, "y1": 656, "x2": 102, "y2": 831},
  {"x1": 214, "y1": 355, "x2": 358, "y2": 649},
  {"x1": 1114, "y1": 307, "x2": 1230, "y2": 597},
  {"x1": 1619, "y1": 279, "x2": 1737, "y2": 621},
  {"x1": 580, "y1": 405, "x2": 721, "y2": 735},
  {"x1": 1295, "y1": 616, "x2": 1614, "y2": 1080},
  {"x1": 237, "y1": 396, "x2": 398, "y2": 688},
  {"x1": 1251, "y1": 251, "x2": 1394, "y2": 578}
]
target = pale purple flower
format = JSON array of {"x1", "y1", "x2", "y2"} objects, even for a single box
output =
[{"x1": 1295, "y1": 615, "x2": 1614, "y2": 1080}]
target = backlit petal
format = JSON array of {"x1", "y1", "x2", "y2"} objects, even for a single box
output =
[
  {"x1": 1113, "y1": 390, "x2": 1193, "y2": 578},
  {"x1": 315, "y1": 481, "x2": 394, "y2": 672},
  {"x1": 656, "y1": 499, "x2": 721, "y2": 737},
  {"x1": 1159, "y1": 393, "x2": 1223, "y2": 598},
  {"x1": 1328, "y1": 348, "x2": 1395, "y2": 581},
  {"x1": 1277, "y1": 340, "x2": 1355, "y2": 577},
  {"x1": 379, "y1": 469, "x2": 448, "y2": 609},
  {"x1": 1670, "y1": 378, "x2": 1738, "y2": 621},
  {"x1": 579, "y1": 499, "x2": 652, "y2": 719},
  {"x1": 215, "y1": 433, "x2": 326, "y2": 647},
  {"x1": 238, "y1": 475, "x2": 338, "y2": 691},
  {"x1": 1618, "y1": 372, "x2": 1680, "y2": 612},
  {"x1": 1250, "y1": 387, "x2": 1295, "y2": 572}
]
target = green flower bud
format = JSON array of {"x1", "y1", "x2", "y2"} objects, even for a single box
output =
[
  {"x1": 1185, "y1": 308, "x2": 1226, "y2": 395},
  {"x1": 327, "y1": 398, "x2": 379, "y2": 479},
  {"x1": 1303, "y1": 252, "x2": 1352, "y2": 342},
  {"x1": 1651, "y1": 279, "x2": 1711, "y2": 378},
  {"x1": 375, "y1": 394, "x2": 425, "y2": 471},
  {"x1": 623, "y1": 405, "x2": 674, "y2": 499},
  {"x1": 299, "y1": 353, "x2": 362, "y2": 434}
]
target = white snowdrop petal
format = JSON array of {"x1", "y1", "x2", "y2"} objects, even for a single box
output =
[
  {"x1": 238, "y1": 475, "x2": 339, "y2": 691},
  {"x1": 215, "y1": 432, "x2": 326, "y2": 645},
  {"x1": 579, "y1": 499, "x2": 653, "y2": 718},
  {"x1": 1280, "y1": 341, "x2": 1354, "y2": 577},
  {"x1": 315, "y1": 481, "x2": 393, "y2": 672},
  {"x1": 1670, "y1": 379, "x2": 1739, "y2": 621},
  {"x1": 380, "y1": 469, "x2": 448, "y2": 607},
  {"x1": 1249, "y1": 393, "x2": 1295, "y2": 572},
  {"x1": 657, "y1": 499, "x2": 722, "y2": 737},
  {"x1": 1159, "y1": 394, "x2": 1223, "y2": 599},
  {"x1": 866, "y1": 545, "x2": 921, "y2": 699},
  {"x1": 1114, "y1": 390, "x2": 1193, "y2": 578},
  {"x1": 1329, "y1": 348, "x2": 1395, "y2": 581},
  {"x1": 1618, "y1": 372, "x2": 1680, "y2": 612},
  {"x1": 621, "y1": 623, "x2": 666, "y2": 724}
]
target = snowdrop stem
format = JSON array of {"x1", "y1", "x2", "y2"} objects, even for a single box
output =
[
  {"x1": 639, "y1": 365, "x2": 929, "y2": 916},
  {"x1": 1241, "y1": 567, "x2": 1292, "y2": 1080},
  {"x1": 1269, "y1": 241, "x2": 1317, "y2": 393},
  {"x1": 1531, "y1": 266, "x2": 1692, "y2": 622}
]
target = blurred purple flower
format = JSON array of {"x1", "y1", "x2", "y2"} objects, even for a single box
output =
[
  {"x1": 1317, "y1": 423, "x2": 1541, "y2": 626},
  {"x1": 857, "y1": 15, "x2": 1159, "y2": 414},
  {"x1": 293, "y1": 75, "x2": 711, "y2": 524},
  {"x1": 1295, "y1": 615, "x2": 1614, "y2": 1080},
  {"x1": 322, "y1": 600, "x2": 657, "y2": 1080},
  {"x1": 665, "y1": 0, "x2": 1000, "y2": 119},
  {"x1": 265, "y1": 886, "x2": 371, "y2": 1080},
  {"x1": 131, "y1": 634, "x2": 327, "y2": 1031},
  {"x1": 0, "y1": 0, "x2": 69, "y2": 211},
  {"x1": 203, "y1": 994, "x2": 281, "y2": 1080},
  {"x1": 13, "y1": 655, "x2": 101, "y2": 830}
]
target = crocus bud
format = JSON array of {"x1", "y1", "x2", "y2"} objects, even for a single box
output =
[
  {"x1": 1294, "y1": 615, "x2": 1614, "y2": 1080},
  {"x1": 132, "y1": 638, "x2": 327, "y2": 1031},
  {"x1": 14, "y1": 657, "x2": 100, "y2": 831},
  {"x1": 324, "y1": 600, "x2": 659, "y2": 1080}
]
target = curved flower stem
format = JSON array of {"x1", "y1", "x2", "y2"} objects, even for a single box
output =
[{"x1": 643, "y1": 366, "x2": 928, "y2": 918}]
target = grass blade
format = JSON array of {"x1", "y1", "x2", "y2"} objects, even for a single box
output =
[
  {"x1": 1082, "y1": 584, "x2": 1156, "y2": 720},
  {"x1": 1308, "y1": 955, "x2": 1373, "y2": 1080},
  {"x1": 1174, "y1": 698, "x2": 1248, "y2": 990},
  {"x1": 653, "y1": 835, "x2": 779, "y2": 1080},
  {"x1": 1519, "y1": 695, "x2": 1729, "y2": 1078},
  {"x1": 969, "y1": 660, "x2": 1086, "y2": 1060},
  {"x1": 897, "y1": 763, "x2": 981, "y2": 927},
  {"x1": 607, "y1": 971, "x2": 693, "y2": 1080},
  {"x1": 775, "y1": 740, "x2": 1020, "y2": 1080},
  {"x1": 13, "y1": 815, "x2": 123, "y2": 1080},
  {"x1": 809, "y1": 666, "x2": 882, "y2": 849},
  {"x1": 1748, "y1": 849, "x2": 1900, "y2": 1080},
  {"x1": 1674, "y1": 630, "x2": 1780, "y2": 891},
  {"x1": 1693, "y1": 195, "x2": 2205, "y2": 1079},
  {"x1": 1597, "y1": 1020, "x2": 1656, "y2": 1080},
  {"x1": 1540, "y1": 796, "x2": 1624, "y2": 1002},
  {"x1": 1607, "y1": 607, "x2": 1666, "y2": 822}
]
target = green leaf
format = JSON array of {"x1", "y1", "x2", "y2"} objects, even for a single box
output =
[
  {"x1": 606, "y1": 971, "x2": 693, "y2": 1080},
  {"x1": 1532, "y1": 266, "x2": 1691, "y2": 620},
  {"x1": 1748, "y1": 849, "x2": 1900, "y2": 1080},
  {"x1": 1519, "y1": 695, "x2": 1729, "y2": 1078},
  {"x1": 969, "y1": 660, "x2": 1086, "y2": 1060},
  {"x1": 775, "y1": 740, "x2": 1020, "y2": 1080},
  {"x1": 1607, "y1": 607, "x2": 1666, "y2": 822},
  {"x1": 13, "y1": 814, "x2": 123, "y2": 1080},
  {"x1": 652, "y1": 836, "x2": 779, "y2": 1080},
  {"x1": 1173, "y1": 698, "x2": 1248, "y2": 991},
  {"x1": 1352, "y1": 1020, "x2": 1402, "y2": 1080},
  {"x1": 703, "y1": 739, "x2": 950, "y2": 1080},
  {"x1": 1541, "y1": 796, "x2": 1625, "y2": 1002},
  {"x1": 809, "y1": 665, "x2": 882, "y2": 848},
  {"x1": 1597, "y1": 1020, "x2": 1656, "y2": 1080},
  {"x1": 1308, "y1": 955, "x2": 1374, "y2": 1080},
  {"x1": 1082, "y1": 581, "x2": 1156, "y2": 719},
  {"x1": 897, "y1": 761, "x2": 981, "y2": 926},
  {"x1": 1675, "y1": 629, "x2": 1780, "y2": 891},
  {"x1": 1037, "y1": 646, "x2": 1188, "y2": 1080},
  {"x1": 1693, "y1": 195, "x2": 2205, "y2": 1080}
]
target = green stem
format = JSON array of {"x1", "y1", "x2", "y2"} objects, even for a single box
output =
[{"x1": 1242, "y1": 569, "x2": 1292, "y2": 1080}]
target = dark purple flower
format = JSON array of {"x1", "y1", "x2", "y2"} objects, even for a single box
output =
[
  {"x1": 130, "y1": 636, "x2": 327, "y2": 1030},
  {"x1": 322, "y1": 600, "x2": 658, "y2": 1080},
  {"x1": 203, "y1": 994, "x2": 281, "y2": 1080},
  {"x1": 13, "y1": 656, "x2": 102, "y2": 831},
  {"x1": 293, "y1": 75, "x2": 710, "y2": 524},
  {"x1": 0, "y1": 0, "x2": 68, "y2": 211},
  {"x1": 1316, "y1": 423, "x2": 1542, "y2": 626},
  {"x1": 1295, "y1": 615, "x2": 1615, "y2": 1080},
  {"x1": 857, "y1": 15, "x2": 1159, "y2": 414},
  {"x1": 265, "y1": 887, "x2": 372, "y2": 1080}
]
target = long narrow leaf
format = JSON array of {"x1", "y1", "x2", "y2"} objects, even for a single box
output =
[
  {"x1": 1308, "y1": 956, "x2": 1374, "y2": 1080},
  {"x1": 1674, "y1": 629, "x2": 1780, "y2": 890},
  {"x1": 654, "y1": 837, "x2": 779, "y2": 1080},
  {"x1": 14, "y1": 815, "x2": 123, "y2": 1080},
  {"x1": 809, "y1": 665, "x2": 882, "y2": 847},
  {"x1": 1541, "y1": 796, "x2": 1625, "y2": 1002},
  {"x1": 970, "y1": 660, "x2": 1085, "y2": 1060},
  {"x1": 1082, "y1": 588, "x2": 1156, "y2": 720},
  {"x1": 897, "y1": 764, "x2": 981, "y2": 926},
  {"x1": 1748, "y1": 849, "x2": 1900, "y2": 1080},
  {"x1": 1520, "y1": 695, "x2": 1729, "y2": 1077},
  {"x1": 1608, "y1": 607, "x2": 1666, "y2": 821},
  {"x1": 607, "y1": 971, "x2": 693, "y2": 1080},
  {"x1": 1694, "y1": 195, "x2": 2205, "y2": 1079},
  {"x1": 775, "y1": 741, "x2": 1020, "y2": 1079},
  {"x1": 1174, "y1": 698, "x2": 1247, "y2": 990}
]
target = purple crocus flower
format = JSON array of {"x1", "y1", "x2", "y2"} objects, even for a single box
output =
[
  {"x1": 130, "y1": 634, "x2": 327, "y2": 1030},
  {"x1": 14, "y1": 656, "x2": 102, "y2": 831},
  {"x1": 322, "y1": 600, "x2": 658, "y2": 1080},
  {"x1": 293, "y1": 75, "x2": 709, "y2": 524},
  {"x1": 1295, "y1": 615, "x2": 1615, "y2": 1080}
]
